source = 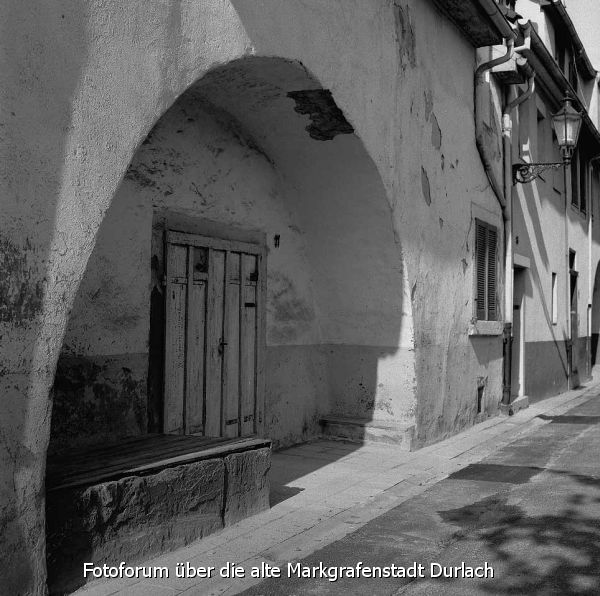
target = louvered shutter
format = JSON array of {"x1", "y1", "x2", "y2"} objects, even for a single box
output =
[
  {"x1": 476, "y1": 222, "x2": 487, "y2": 320},
  {"x1": 487, "y1": 227, "x2": 497, "y2": 320},
  {"x1": 475, "y1": 220, "x2": 498, "y2": 321}
]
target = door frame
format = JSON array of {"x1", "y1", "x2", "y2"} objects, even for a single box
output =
[
  {"x1": 512, "y1": 253, "x2": 530, "y2": 401},
  {"x1": 163, "y1": 229, "x2": 267, "y2": 438},
  {"x1": 511, "y1": 265, "x2": 527, "y2": 399}
]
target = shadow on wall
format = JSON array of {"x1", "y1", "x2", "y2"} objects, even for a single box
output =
[{"x1": 0, "y1": 3, "x2": 89, "y2": 593}]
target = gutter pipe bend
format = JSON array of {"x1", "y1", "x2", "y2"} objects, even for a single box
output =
[
  {"x1": 478, "y1": 0, "x2": 518, "y2": 41},
  {"x1": 475, "y1": 38, "x2": 515, "y2": 210}
]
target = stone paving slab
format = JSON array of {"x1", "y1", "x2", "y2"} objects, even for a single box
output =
[{"x1": 73, "y1": 380, "x2": 600, "y2": 596}]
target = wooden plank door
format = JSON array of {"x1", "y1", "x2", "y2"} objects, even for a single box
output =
[
  {"x1": 163, "y1": 231, "x2": 265, "y2": 438},
  {"x1": 164, "y1": 242, "x2": 208, "y2": 434}
]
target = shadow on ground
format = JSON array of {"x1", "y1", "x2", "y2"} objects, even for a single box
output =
[
  {"x1": 438, "y1": 469, "x2": 600, "y2": 595},
  {"x1": 268, "y1": 440, "x2": 363, "y2": 507}
]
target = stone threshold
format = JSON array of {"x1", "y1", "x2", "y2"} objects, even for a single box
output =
[{"x1": 319, "y1": 415, "x2": 415, "y2": 449}]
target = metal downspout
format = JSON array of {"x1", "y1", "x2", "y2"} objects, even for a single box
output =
[
  {"x1": 478, "y1": 0, "x2": 518, "y2": 41},
  {"x1": 474, "y1": 38, "x2": 514, "y2": 407},
  {"x1": 475, "y1": 38, "x2": 515, "y2": 209},
  {"x1": 565, "y1": 155, "x2": 572, "y2": 388},
  {"x1": 588, "y1": 162, "x2": 593, "y2": 379},
  {"x1": 501, "y1": 74, "x2": 535, "y2": 406},
  {"x1": 589, "y1": 156, "x2": 600, "y2": 374}
]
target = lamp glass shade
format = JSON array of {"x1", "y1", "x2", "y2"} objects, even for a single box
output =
[{"x1": 552, "y1": 98, "x2": 582, "y2": 151}]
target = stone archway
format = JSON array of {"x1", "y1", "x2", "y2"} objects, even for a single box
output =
[
  {"x1": 1, "y1": 2, "x2": 408, "y2": 593},
  {"x1": 50, "y1": 57, "x2": 413, "y2": 455},
  {"x1": 45, "y1": 56, "x2": 415, "y2": 592}
]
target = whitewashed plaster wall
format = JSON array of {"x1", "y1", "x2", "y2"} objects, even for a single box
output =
[
  {"x1": 509, "y1": 51, "x2": 600, "y2": 398},
  {"x1": 1, "y1": 1, "x2": 504, "y2": 592},
  {"x1": 55, "y1": 60, "x2": 413, "y2": 450},
  {"x1": 391, "y1": 0, "x2": 505, "y2": 443}
]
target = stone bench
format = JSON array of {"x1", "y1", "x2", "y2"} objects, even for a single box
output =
[{"x1": 46, "y1": 435, "x2": 271, "y2": 594}]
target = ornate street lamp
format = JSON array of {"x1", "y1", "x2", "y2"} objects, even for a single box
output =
[{"x1": 513, "y1": 94, "x2": 583, "y2": 184}]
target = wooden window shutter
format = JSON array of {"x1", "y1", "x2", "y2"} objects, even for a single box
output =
[
  {"x1": 487, "y1": 227, "x2": 497, "y2": 320},
  {"x1": 475, "y1": 219, "x2": 498, "y2": 321},
  {"x1": 476, "y1": 221, "x2": 487, "y2": 320}
]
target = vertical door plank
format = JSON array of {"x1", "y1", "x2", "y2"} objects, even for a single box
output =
[
  {"x1": 255, "y1": 250, "x2": 267, "y2": 436},
  {"x1": 205, "y1": 249, "x2": 225, "y2": 437},
  {"x1": 240, "y1": 254, "x2": 257, "y2": 436},
  {"x1": 223, "y1": 252, "x2": 241, "y2": 438},
  {"x1": 164, "y1": 243, "x2": 188, "y2": 434},
  {"x1": 186, "y1": 272, "x2": 206, "y2": 434}
]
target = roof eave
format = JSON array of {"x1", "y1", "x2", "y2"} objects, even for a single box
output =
[
  {"x1": 431, "y1": 0, "x2": 515, "y2": 48},
  {"x1": 541, "y1": 0, "x2": 597, "y2": 80},
  {"x1": 522, "y1": 26, "x2": 600, "y2": 153}
]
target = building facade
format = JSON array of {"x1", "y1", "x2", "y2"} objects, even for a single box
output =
[
  {"x1": 1, "y1": 1, "x2": 599, "y2": 594},
  {"x1": 488, "y1": 0, "x2": 600, "y2": 403}
]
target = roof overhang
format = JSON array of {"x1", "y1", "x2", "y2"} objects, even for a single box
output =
[
  {"x1": 519, "y1": 25, "x2": 600, "y2": 154},
  {"x1": 541, "y1": 0, "x2": 597, "y2": 79},
  {"x1": 431, "y1": 0, "x2": 516, "y2": 47}
]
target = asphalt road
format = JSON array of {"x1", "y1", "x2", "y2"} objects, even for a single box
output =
[{"x1": 240, "y1": 395, "x2": 600, "y2": 596}]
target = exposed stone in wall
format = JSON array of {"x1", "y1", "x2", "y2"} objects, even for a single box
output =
[
  {"x1": 394, "y1": 1, "x2": 417, "y2": 71},
  {"x1": 0, "y1": 236, "x2": 44, "y2": 326},
  {"x1": 287, "y1": 89, "x2": 354, "y2": 140},
  {"x1": 431, "y1": 112, "x2": 442, "y2": 150},
  {"x1": 50, "y1": 354, "x2": 147, "y2": 454}
]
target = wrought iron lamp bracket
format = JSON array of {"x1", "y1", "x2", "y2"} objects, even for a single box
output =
[{"x1": 512, "y1": 161, "x2": 567, "y2": 184}]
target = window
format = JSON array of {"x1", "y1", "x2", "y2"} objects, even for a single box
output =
[
  {"x1": 571, "y1": 150, "x2": 579, "y2": 207},
  {"x1": 536, "y1": 108, "x2": 547, "y2": 164},
  {"x1": 569, "y1": 61, "x2": 579, "y2": 93},
  {"x1": 551, "y1": 272, "x2": 558, "y2": 325},
  {"x1": 518, "y1": 102, "x2": 530, "y2": 160},
  {"x1": 554, "y1": 31, "x2": 566, "y2": 73},
  {"x1": 475, "y1": 219, "x2": 498, "y2": 321},
  {"x1": 571, "y1": 150, "x2": 588, "y2": 213}
]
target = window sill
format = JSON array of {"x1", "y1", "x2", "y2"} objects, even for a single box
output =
[{"x1": 468, "y1": 320, "x2": 504, "y2": 336}]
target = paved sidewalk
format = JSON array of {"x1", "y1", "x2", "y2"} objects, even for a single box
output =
[{"x1": 73, "y1": 381, "x2": 600, "y2": 596}]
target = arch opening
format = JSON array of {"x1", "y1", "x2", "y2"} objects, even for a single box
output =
[
  {"x1": 49, "y1": 56, "x2": 414, "y2": 454},
  {"x1": 45, "y1": 55, "x2": 416, "y2": 593}
]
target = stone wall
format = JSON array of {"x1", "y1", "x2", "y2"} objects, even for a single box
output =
[{"x1": 46, "y1": 447, "x2": 270, "y2": 595}]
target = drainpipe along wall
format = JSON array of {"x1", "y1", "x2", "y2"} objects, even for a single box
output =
[
  {"x1": 590, "y1": 157, "x2": 600, "y2": 373},
  {"x1": 474, "y1": 22, "x2": 535, "y2": 407},
  {"x1": 474, "y1": 37, "x2": 514, "y2": 404},
  {"x1": 501, "y1": 73, "x2": 535, "y2": 406},
  {"x1": 474, "y1": 38, "x2": 514, "y2": 211}
]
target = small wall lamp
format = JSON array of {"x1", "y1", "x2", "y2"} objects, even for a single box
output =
[{"x1": 513, "y1": 94, "x2": 583, "y2": 184}]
